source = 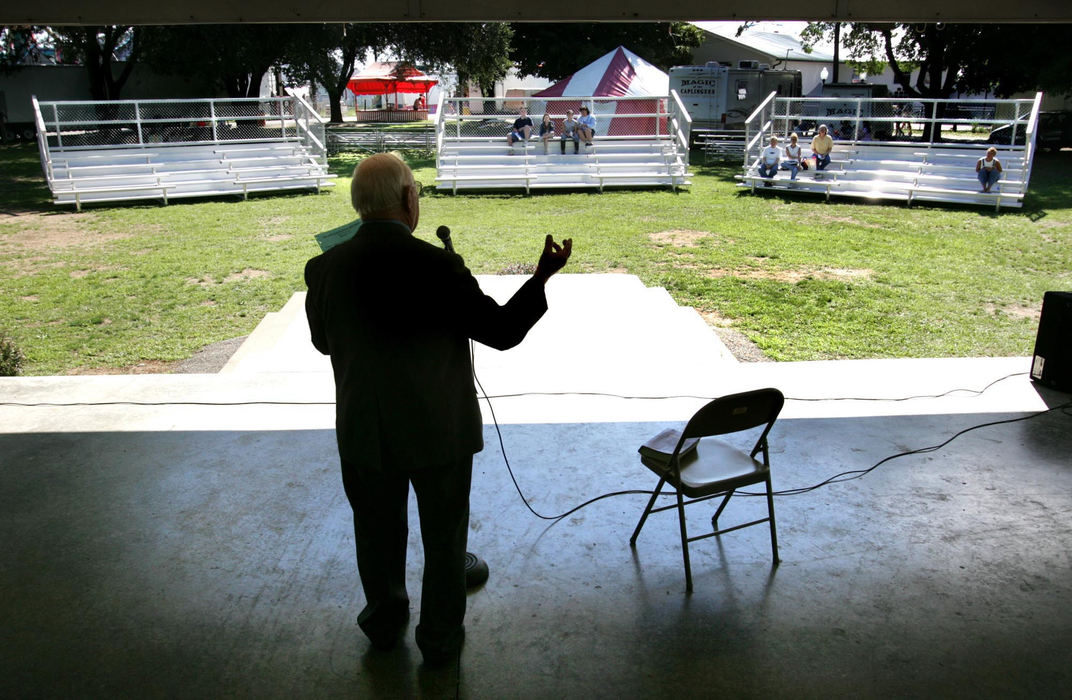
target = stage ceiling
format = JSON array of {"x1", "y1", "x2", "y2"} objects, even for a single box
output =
[{"x1": 3, "y1": 0, "x2": 1069, "y2": 25}]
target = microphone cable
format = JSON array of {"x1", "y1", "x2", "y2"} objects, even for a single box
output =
[
  {"x1": 468, "y1": 355, "x2": 1071, "y2": 519},
  {"x1": 470, "y1": 339, "x2": 659, "y2": 521}
]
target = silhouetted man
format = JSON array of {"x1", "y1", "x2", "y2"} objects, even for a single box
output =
[{"x1": 304, "y1": 153, "x2": 571, "y2": 666}]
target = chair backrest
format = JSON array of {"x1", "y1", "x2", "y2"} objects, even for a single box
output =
[{"x1": 679, "y1": 388, "x2": 784, "y2": 446}]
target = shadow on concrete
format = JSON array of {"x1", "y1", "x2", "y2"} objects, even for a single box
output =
[{"x1": 3, "y1": 406, "x2": 1070, "y2": 696}]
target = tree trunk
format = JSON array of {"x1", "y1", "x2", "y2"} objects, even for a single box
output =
[{"x1": 326, "y1": 86, "x2": 345, "y2": 123}]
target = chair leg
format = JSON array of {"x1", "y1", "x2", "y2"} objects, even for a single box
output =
[
  {"x1": 630, "y1": 477, "x2": 664, "y2": 546},
  {"x1": 710, "y1": 489, "x2": 735, "y2": 530},
  {"x1": 677, "y1": 489, "x2": 693, "y2": 593},
  {"x1": 765, "y1": 474, "x2": 780, "y2": 564}
]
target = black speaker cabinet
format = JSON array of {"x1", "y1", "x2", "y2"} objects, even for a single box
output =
[{"x1": 1031, "y1": 291, "x2": 1072, "y2": 393}]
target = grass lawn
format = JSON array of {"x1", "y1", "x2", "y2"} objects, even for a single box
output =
[{"x1": 1, "y1": 142, "x2": 1070, "y2": 376}]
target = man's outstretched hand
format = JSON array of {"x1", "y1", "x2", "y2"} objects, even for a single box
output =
[{"x1": 534, "y1": 235, "x2": 572, "y2": 283}]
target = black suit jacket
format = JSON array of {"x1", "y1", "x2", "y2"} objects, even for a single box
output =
[{"x1": 304, "y1": 220, "x2": 548, "y2": 470}]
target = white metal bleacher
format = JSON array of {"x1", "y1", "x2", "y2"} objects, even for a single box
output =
[
  {"x1": 434, "y1": 94, "x2": 692, "y2": 193},
  {"x1": 33, "y1": 90, "x2": 335, "y2": 211},
  {"x1": 736, "y1": 92, "x2": 1043, "y2": 211}
]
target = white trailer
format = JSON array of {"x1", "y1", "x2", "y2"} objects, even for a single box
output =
[{"x1": 670, "y1": 61, "x2": 802, "y2": 131}]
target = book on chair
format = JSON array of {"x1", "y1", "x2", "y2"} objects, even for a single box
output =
[{"x1": 638, "y1": 428, "x2": 699, "y2": 465}]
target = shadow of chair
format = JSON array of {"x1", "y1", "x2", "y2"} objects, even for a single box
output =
[{"x1": 629, "y1": 388, "x2": 785, "y2": 592}]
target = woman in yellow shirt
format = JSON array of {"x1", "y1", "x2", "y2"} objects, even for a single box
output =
[{"x1": 811, "y1": 124, "x2": 834, "y2": 175}]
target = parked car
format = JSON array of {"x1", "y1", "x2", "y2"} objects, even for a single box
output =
[{"x1": 988, "y1": 111, "x2": 1072, "y2": 150}]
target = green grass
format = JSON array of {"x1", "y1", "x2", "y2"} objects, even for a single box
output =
[{"x1": 1, "y1": 142, "x2": 1070, "y2": 375}]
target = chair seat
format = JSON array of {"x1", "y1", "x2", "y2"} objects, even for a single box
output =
[{"x1": 642, "y1": 437, "x2": 768, "y2": 498}]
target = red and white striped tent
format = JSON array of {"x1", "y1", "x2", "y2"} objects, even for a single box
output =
[{"x1": 532, "y1": 46, "x2": 669, "y2": 136}]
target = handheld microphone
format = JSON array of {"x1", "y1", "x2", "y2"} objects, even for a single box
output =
[{"x1": 436, "y1": 225, "x2": 454, "y2": 254}]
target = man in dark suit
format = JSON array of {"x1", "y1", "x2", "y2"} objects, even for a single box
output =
[{"x1": 304, "y1": 153, "x2": 571, "y2": 666}]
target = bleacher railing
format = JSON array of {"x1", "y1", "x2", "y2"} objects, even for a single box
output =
[
  {"x1": 739, "y1": 92, "x2": 1043, "y2": 209},
  {"x1": 668, "y1": 90, "x2": 692, "y2": 163},
  {"x1": 285, "y1": 89, "x2": 329, "y2": 165},
  {"x1": 743, "y1": 92, "x2": 1042, "y2": 173},
  {"x1": 434, "y1": 93, "x2": 689, "y2": 188},
  {"x1": 1021, "y1": 92, "x2": 1044, "y2": 191},
  {"x1": 32, "y1": 94, "x2": 328, "y2": 169}
]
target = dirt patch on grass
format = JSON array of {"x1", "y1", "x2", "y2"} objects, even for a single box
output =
[
  {"x1": 66, "y1": 359, "x2": 178, "y2": 375},
  {"x1": 223, "y1": 268, "x2": 271, "y2": 284},
  {"x1": 1, "y1": 214, "x2": 169, "y2": 253},
  {"x1": 812, "y1": 213, "x2": 883, "y2": 229},
  {"x1": 706, "y1": 266, "x2": 873, "y2": 283},
  {"x1": 698, "y1": 310, "x2": 771, "y2": 362},
  {"x1": 188, "y1": 269, "x2": 272, "y2": 286},
  {"x1": 262, "y1": 234, "x2": 294, "y2": 243},
  {"x1": 985, "y1": 303, "x2": 1041, "y2": 321},
  {"x1": 648, "y1": 229, "x2": 712, "y2": 247},
  {"x1": 0, "y1": 212, "x2": 128, "y2": 249},
  {"x1": 497, "y1": 262, "x2": 537, "y2": 275},
  {"x1": 1, "y1": 256, "x2": 67, "y2": 277}
]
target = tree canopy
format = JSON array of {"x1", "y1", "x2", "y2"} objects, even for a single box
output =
[
  {"x1": 510, "y1": 23, "x2": 703, "y2": 81},
  {"x1": 285, "y1": 24, "x2": 387, "y2": 122},
  {"x1": 385, "y1": 23, "x2": 514, "y2": 97},
  {"x1": 139, "y1": 25, "x2": 293, "y2": 98},
  {"x1": 801, "y1": 23, "x2": 1072, "y2": 98}
]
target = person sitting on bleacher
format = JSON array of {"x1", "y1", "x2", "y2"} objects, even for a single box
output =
[
  {"x1": 507, "y1": 107, "x2": 534, "y2": 151},
  {"x1": 758, "y1": 136, "x2": 781, "y2": 185},
  {"x1": 538, "y1": 113, "x2": 556, "y2": 154},
  {"x1": 560, "y1": 109, "x2": 581, "y2": 154},
  {"x1": 811, "y1": 124, "x2": 834, "y2": 178},
  {"x1": 782, "y1": 133, "x2": 803, "y2": 181},
  {"x1": 976, "y1": 147, "x2": 1003, "y2": 193},
  {"x1": 577, "y1": 107, "x2": 596, "y2": 148}
]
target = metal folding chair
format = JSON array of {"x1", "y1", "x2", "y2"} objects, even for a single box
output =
[{"x1": 630, "y1": 388, "x2": 785, "y2": 592}]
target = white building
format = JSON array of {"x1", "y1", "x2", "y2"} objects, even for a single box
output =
[{"x1": 689, "y1": 22, "x2": 919, "y2": 97}]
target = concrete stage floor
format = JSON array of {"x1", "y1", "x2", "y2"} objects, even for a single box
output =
[{"x1": 2, "y1": 274, "x2": 1071, "y2": 698}]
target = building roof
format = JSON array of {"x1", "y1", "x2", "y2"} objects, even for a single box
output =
[{"x1": 691, "y1": 21, "x2": 834, "y2": 64}]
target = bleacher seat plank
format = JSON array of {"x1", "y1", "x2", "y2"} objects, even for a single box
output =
[
  {"x1": 739, "y1": 141, "x2": 1028, "y2": 209},
  {"x1": 43, "y1": 139, "x2": 334, "y2": 210}
]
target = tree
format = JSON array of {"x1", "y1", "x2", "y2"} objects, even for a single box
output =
[
  {"x1": 140, "y1": 25, "x2": 292, "y2": 98},
  {"x1": 1, "y1": 26, "x2": 46, "y2": 70},
  {"x1": 509, "y1": 23, "x2": 704, "y2": 82},
  {"x1": 800, "y1": 23, "x2": 1072, "y2": 99},
  {"x1": 387, "y1": 23, "x2": 514, "y2": 98},
  {"x1": 286, "y1": 25, "x2": 385, "y2": 123},
  {"x1": 955, "y1": 26, "x2": 1072, "y2": 98},
  {"x1": 47, "y1": 26, "x2": 140, "y2": 100}
]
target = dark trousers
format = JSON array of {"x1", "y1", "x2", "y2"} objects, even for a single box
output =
[{"x1": 340, "y1": 454, "x2": 472, "y2": 655}]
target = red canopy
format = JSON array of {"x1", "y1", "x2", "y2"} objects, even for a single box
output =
[{"x1": 347, "y1": 62, "x2": 438, "y2": 96}]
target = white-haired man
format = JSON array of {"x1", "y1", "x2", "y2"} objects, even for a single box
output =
[{"x1": 304, "y1": 153, "x2": 571, "y2": 666}]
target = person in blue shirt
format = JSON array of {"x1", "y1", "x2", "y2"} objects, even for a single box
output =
[{"x1": 577, "y1": 106, "x2": 596, "y2": 148}]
